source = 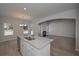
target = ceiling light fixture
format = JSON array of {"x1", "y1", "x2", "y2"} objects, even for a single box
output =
[
  {"x1": 24, "y1": 8, "x2": 27, "y2": 10},
  {"x1": 23, "y1": 8, "x2": 32, "y2": 20}
]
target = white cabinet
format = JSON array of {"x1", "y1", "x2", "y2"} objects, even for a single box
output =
[{"x1": 20, "y1": 39, "x2": 50, "y2": 56}]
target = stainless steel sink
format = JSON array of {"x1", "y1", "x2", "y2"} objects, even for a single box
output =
[{"x1": 24, "y1": 37, "x2": 35, "y2": 40}]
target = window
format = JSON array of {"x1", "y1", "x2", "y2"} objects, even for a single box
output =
[{"x1": 4, "y1": 23, "x2": 13, "y2": 36}]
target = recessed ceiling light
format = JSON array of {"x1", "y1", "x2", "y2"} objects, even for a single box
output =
[{"x1": 24, "y1": 8, "x2": 27, "y2": 10}]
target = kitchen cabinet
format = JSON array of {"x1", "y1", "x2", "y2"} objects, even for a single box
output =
[{"x1": 20, "y1": 36, "x2": 53, "y2": 56}]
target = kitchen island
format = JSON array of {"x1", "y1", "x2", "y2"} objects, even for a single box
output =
[{"x1": 20, "y1": 36, "x2": 54, "y2": 56}]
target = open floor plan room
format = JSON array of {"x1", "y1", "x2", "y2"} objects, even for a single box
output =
[{"x1": 0, "y1": 3, "x2": 79, "y2": 56}]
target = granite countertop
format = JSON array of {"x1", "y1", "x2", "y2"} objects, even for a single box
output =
[{"x1": 20, "y1": 36, "x2": 54, "y2": 49}]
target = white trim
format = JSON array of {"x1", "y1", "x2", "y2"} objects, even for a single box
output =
[{"x1": 75, "y1": 48, "x2": 79, "y2": 52}]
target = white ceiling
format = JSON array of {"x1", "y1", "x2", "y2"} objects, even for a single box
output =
[{"x1": 0, "y1": 3, "x2": 78, "y2": 20}]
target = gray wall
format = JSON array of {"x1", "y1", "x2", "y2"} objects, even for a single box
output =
[
  {"x1": 49, "y1": 19, "x2": 75, "y2": 38},
  {"x1": 0, "y1": 18, "x2": 3, "y2": 41},
  {"x1": 32, "y1": 9, "x2": 77, "y2": 36},
  {"x1": 76, "y1": 11, "x2": 79, "y2": 51}
]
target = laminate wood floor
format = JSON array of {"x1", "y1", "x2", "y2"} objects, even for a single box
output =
[
  {"x1": 0, "y1": 40, "x2": 20, "y2": 56},
  {"x1": 0, "y1": 37, "x2": 79, "y2": 56},
  {"x1": 49, "y1": 35, "x2": 79, "y2": 56}
]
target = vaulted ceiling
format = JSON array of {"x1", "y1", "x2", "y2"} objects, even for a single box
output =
[{"x1": 0, "y1": 3, "x2": 78, "y2": 20}]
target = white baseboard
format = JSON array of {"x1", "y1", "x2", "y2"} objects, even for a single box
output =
[
  {"x1": 75, "y1": 48, "x2": 79, "y2": 52},
  {"x1": 0, "y1": 39, "x2": 16, "y2": 43}
]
